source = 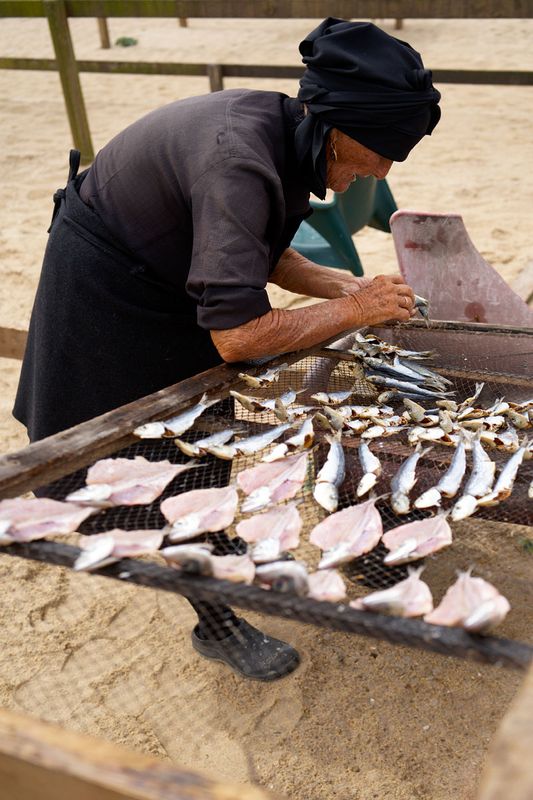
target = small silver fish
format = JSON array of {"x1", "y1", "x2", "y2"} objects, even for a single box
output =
[
  {"x1": 367, "y1": 374, "x2": 454, "y2": 400},
  {"x1": 390, "y1": 444, "x2": 431, "y2": 515},
  {"x1": 414, "y1": 294, "x2": 431, "y2": 326},
  {"x1": 451, "y1": 436, "x2": 495, "y2": 520},
  {"x1": 310, "y1": 390, "x2": 353, "y2": 405},
  {"x1": 175, "y1": 428, "x2": 234, "y2": 457},
  {"x1": 477, "y1": 443, "x2": 527, "y2": 506},
  {"x1": 134, "y1": 393, "x2": 219, "y2": 439},
  {"x1": 313, "y1": 433, "x2": 345, "y2": 513},
  {"x1": 238, "y1": 363, "x2": 288, "y2": 388},
  {"x1": 357, "y1": 442, "x2": 381, "y2": 497},
  {"x1": 234, "y1": 422, "x2": 293, "y2": 456},
  {"x1": 415, "y1": 437, "x2": 467, "y2": 510}
]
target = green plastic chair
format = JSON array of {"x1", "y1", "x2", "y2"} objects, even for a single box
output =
[{"x1": 291, "y1": 176, "x2": 397, "y2": 276}]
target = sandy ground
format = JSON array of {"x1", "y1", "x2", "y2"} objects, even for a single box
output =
[{"x1": 0, "y1": 15, "x2": 532, "y2": 800}]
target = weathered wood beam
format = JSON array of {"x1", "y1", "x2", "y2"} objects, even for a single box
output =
[
  {"x1": 2, "y1": 58, "x2": 533, "y2": 86},
  {"x1": 43, "y1": 0, "x2": 94, "y2": 163},
  {"x1": 4, "y1": 540, "x2": 533, "y2": 670},
  {"x1": 97, "y1": 16, "x2": 111, "y2": 48},
  {"x1": 0, "y1": 708, "x2": 285, "y2": 800},
  {"x1": 2, "y1": 0, "x2": 533, "y2": 18}
]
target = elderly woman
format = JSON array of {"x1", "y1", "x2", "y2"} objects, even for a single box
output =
[{"x1": 14, "y1": 19, "x2": 441, "y2": 680}]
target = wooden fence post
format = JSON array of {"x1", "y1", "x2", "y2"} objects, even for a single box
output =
[
  {"x1": 44, "y1": 0, "x2": 94, "y2": 164},
  {"x1": 179, "y1": 17, "x2": 188, "y2": 26},
  {"x1": 97, "y1": 17, "x2": 111, "y2": 48},
  {"x1": 207, "y1": 63, "x2": 223, "y2": 92}
]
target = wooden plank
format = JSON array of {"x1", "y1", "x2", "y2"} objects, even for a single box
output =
[
  {"x1": 207, "y1": 62, "x2": 223, "y2": 92},
  {"x1": 2, "y1": 58, "x2": 533, "y2": 86},
  {"x1": 4, "y1": 540, "x2": 533, "y2": 670},
  {"x1": 97, "y1": 16, "x2": 111, "y2": 48},
  {"x1": 2, "y1": 0, "x2": 533, "y2": 19},
  {"x1": 0, "y1": 327, "x2": 27, "y2": 360},
  {"x1": 43, "y1": 0, "x2": 94, "y2": 164},
  {"x1": 0, "y1": 708, "x2": 284, "y2": 800}
]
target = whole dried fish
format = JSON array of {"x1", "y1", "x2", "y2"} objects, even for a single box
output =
[
  {"x1": 261, "y1": 418, "x2": 315, "y2": 462},
  {"x1": 357, "y1": 442, "x2": 381, "y2": 498},
  {"x1": 161, "y1": 486, "x2": 239, "y2": 542},
  {"x1": 175, "y1": 428, "x2": 234, "y2": 458},
  {"x1": 310, "y1": 390, "x2": 353, "y2": 405},
  {"x1": 477, "y1": 442, "x2": 527, "y2": 506},
  {"x1": 350, "y1": 566, "x2": 433, "y2": 617},
  {"x1": 424, "y1": 569, "x2": 510, "y2": 633},
  {"x1": 382, "y1": 512, "x2": 453, "y2": 565},
  {"x1": 366, "y1": 374, "x2": 454, "y2": 400},
  {"x1": 134, "y1": 393, "x2": 219, "y2": 439},
  {"x1": 451, "y1": 436, "x2": 495, "y2": 521},
  {"x1": 362, "y1": 424, "x2": 406, "y2": 440},
  {"x1": 238, "y1": 362, "x2": 288, "y2": 388},
  {"x1": 313, "y1": 433, "x2": 345, "y2": 513},
  {"x1": 414, "y1": 437, "x2": 467, "y2": 509},
  {"x1": 390, "y1": 444, "x2": 431, "y2": 515},
  {"x1": 310, "y1": 497, "x2": 383, "y2": 569}
]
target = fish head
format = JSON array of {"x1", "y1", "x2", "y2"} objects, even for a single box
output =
[
  {"x1": 252, "y1": 537, "x2": 282, "y2": 564},
  {"x1": 313, "y1": 482, "x2": 338, "y2": 513},
  {"x1": 241, "y1": 486, "x2": 272, "y2": 513},
  {"x1": 167, "y1": 513, "x2": 202, "y2": 542}
]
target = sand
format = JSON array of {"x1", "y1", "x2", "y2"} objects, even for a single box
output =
[{"x1": 0, "y1": 15, "x2": 532, "y2": 800}]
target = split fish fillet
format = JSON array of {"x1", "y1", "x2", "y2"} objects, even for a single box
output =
[
  {"x1": 161, "y1": 486, "x2": 239, "y2": 542},
  {"x1": 309, "y1": 497, "x2": 383, "y2": 569},
  {"x1": 235, "y1": 502, "x2": 302, "y2": 562},
  {"x1": 66, "y1": 456, "x2": 196, "y2": 507},
  {"x1": 237, "y1": 452, "x2": 308, "y2": 512},
  {"x1": 307, "y1": 569, "x2": 347, "y2": 602},
  {"x1": 74, "y1": 528, "x2": 164, "y2": 571},
  {"x1": 424, "y1": 569, "x2": 510, "y2": 633},
  {"x1": 382, "y1": 513, "x2": 452, "y2": 565},
  {"x1": 0, "y1": 497, "x2": 94, "y2": 545},
  {"x1": 350, "y1": 567, "x2": 433, "y2": 617}
]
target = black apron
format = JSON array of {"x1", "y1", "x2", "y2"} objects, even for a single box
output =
[{"x1": 14, "y1": 151, "x2": 223, "y2": 442}]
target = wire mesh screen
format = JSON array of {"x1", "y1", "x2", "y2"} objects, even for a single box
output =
[{"x1": 1, "y1": 323, "x2": 532, "y2": 799}]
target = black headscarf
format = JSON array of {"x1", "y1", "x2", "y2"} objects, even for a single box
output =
[{"x1": 294, "y1": 19, "x2": 441, "y2": 198}]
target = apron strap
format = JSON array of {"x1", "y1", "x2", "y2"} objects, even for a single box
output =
[{"x1": 48, "y1": 149, "x2": 82, "y2": 232}]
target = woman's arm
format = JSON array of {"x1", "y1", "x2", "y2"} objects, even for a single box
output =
[
  {"x1": 268, "y1": 247, "x2": 372, "y2": 298},
  {"x1": 211, "y1": 274, "x2": 414, "y2": 362}
]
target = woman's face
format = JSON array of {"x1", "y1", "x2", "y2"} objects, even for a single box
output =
[{"x1": 326, "y1": 129, "x2": 393, "y2": 193}]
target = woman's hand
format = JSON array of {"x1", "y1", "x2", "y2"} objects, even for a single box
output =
[{"x1": 348, "y1": 274, "x2": 416, "y2": 326}]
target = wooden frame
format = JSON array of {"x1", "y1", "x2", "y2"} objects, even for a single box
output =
[
  {"x1": 0, "y1": 708, "x2": 283, "y2": 800},
  {"x1": 1, "y1": 0, "x2": 533, "y2": 161}
]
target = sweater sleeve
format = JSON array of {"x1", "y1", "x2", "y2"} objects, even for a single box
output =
[{"x1": 186, "y1": 157, "x2": 285, "y2": 330}]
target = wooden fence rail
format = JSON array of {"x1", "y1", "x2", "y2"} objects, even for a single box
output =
[
  {"x1": 1, "y1": 0, "x2": 533, "y2": 161},
  {"x1": 2, "y1": 1, "x2": 533, "y2": 19}
]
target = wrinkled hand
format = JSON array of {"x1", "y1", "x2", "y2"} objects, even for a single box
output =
[
  {"x1": 335, "y1": 274, "x2": 373, "y2": 296},
  {"x1": 349, "y1": 274, "x2": 416, "y2": 326}
]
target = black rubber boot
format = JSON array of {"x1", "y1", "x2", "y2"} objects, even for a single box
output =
[{"x1": 191, "y1": 618, "x2": 300, "y2": 681}]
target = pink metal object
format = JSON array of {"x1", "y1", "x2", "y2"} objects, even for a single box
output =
[{"x1": 390, "y1": 210, "x2": 533, "y2": 326}]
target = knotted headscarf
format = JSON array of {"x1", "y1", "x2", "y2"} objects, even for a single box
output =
[{"x1": 294, "y1": 19, "x2": 441, "y2": 198}]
